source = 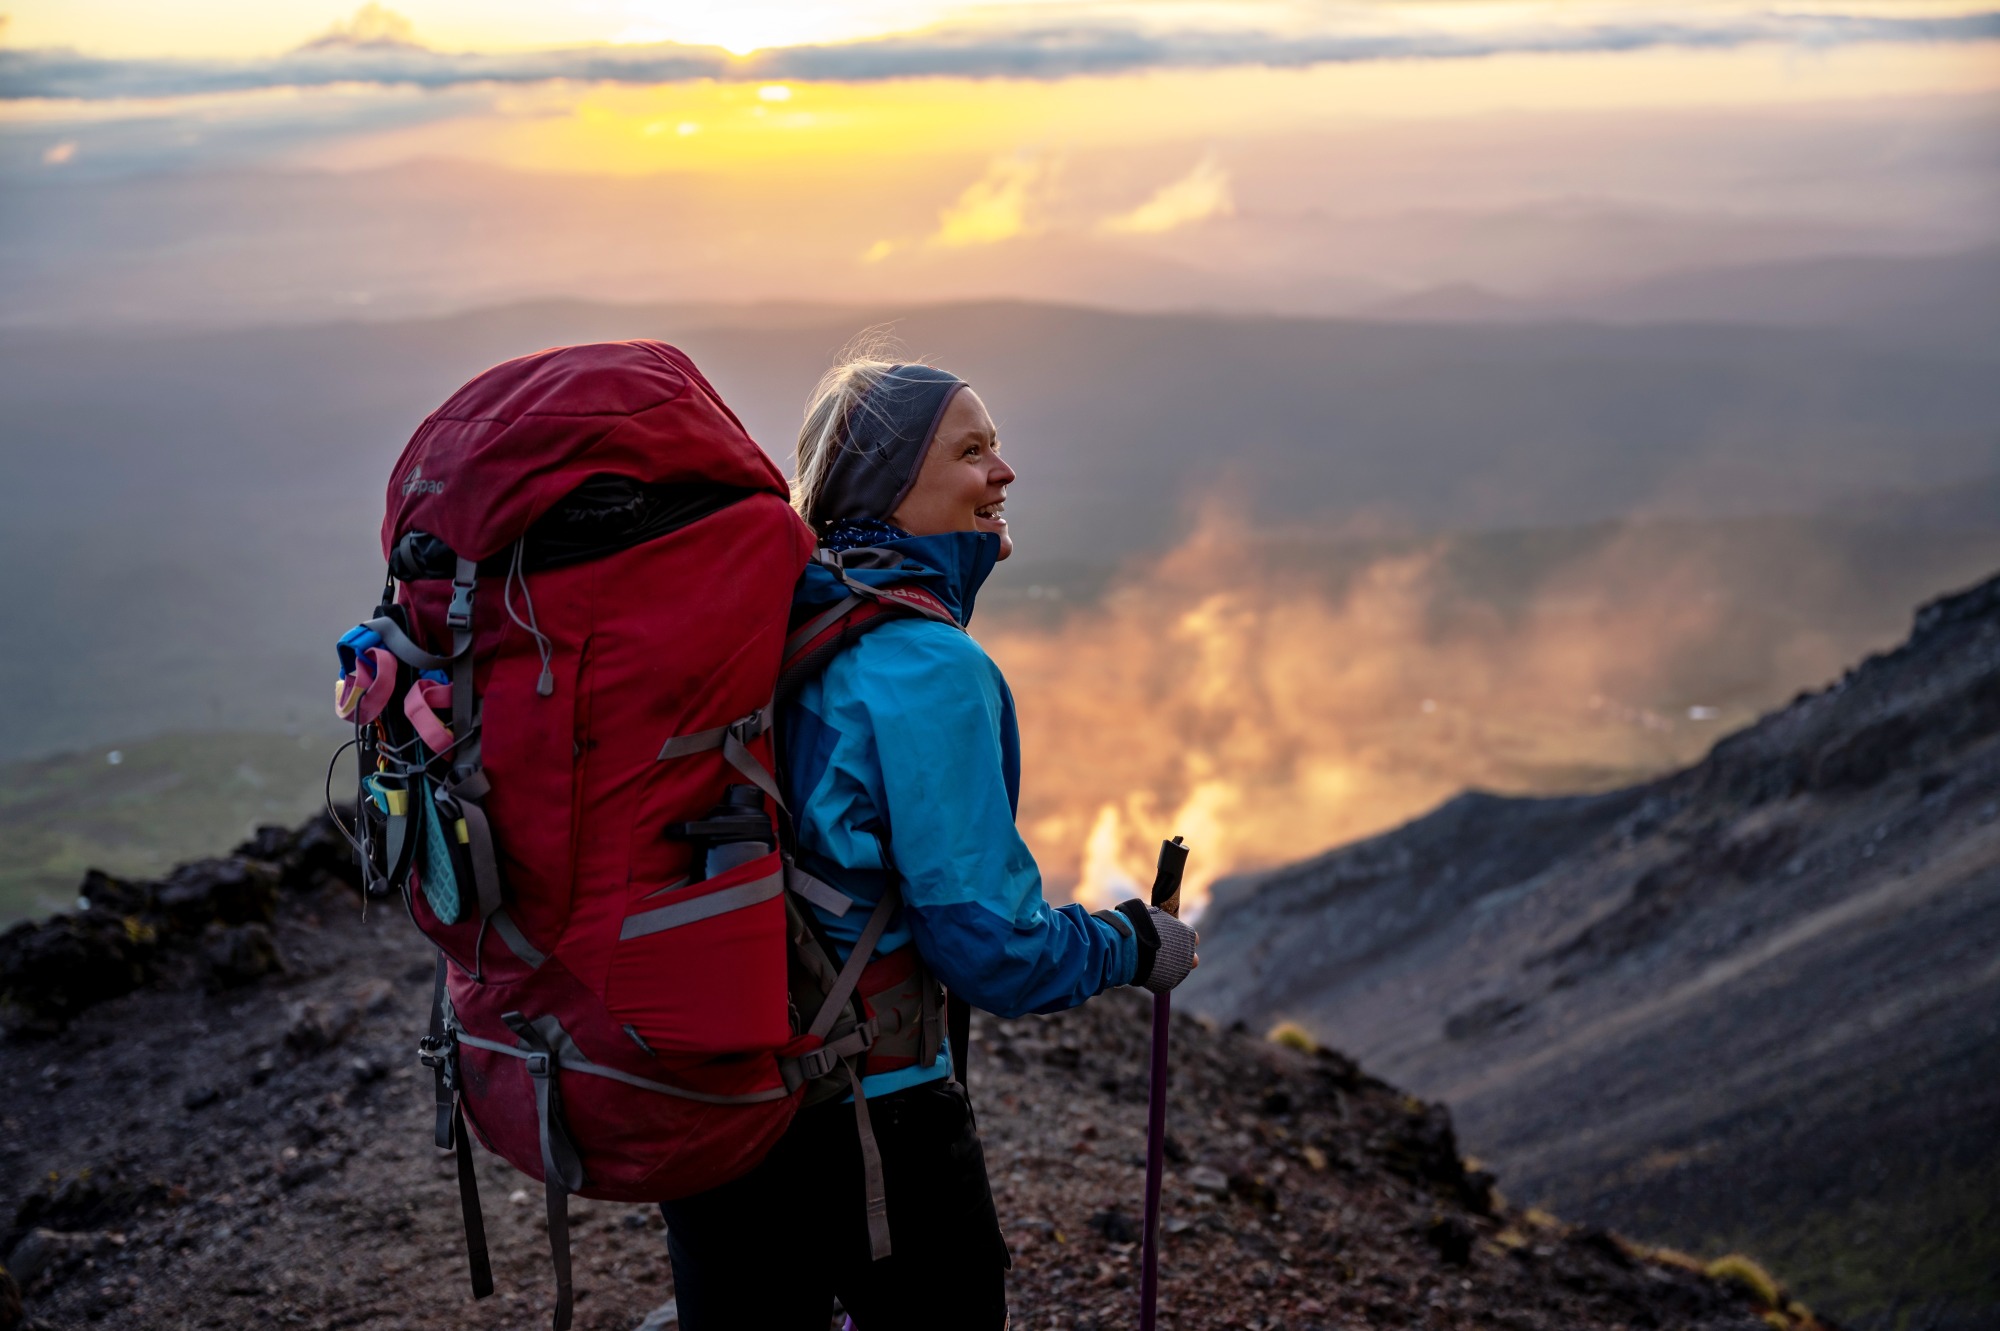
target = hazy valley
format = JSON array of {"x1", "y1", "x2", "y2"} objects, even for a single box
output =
[{"x1": 3, "y1": 290, "x2": 1998, "y2": 917}]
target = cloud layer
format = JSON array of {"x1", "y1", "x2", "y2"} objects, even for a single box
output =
[{"x1": 6, "y1": 9, "x2": 1998, "y2": 100}]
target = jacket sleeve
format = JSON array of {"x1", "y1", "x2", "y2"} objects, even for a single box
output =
[{"x1": 855, "y1": 624, "x2": 1137, "y2": 1017}]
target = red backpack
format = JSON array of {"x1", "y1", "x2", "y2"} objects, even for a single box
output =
[{"x1": 333, "y1": 341, "x2": 958, "y2": 1328}]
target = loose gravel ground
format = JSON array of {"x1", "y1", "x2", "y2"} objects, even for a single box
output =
[{"x1": 4, "y1": 847, "x2": 1794, "y2": 1331}]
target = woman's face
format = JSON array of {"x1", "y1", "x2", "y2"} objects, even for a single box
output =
[{"x1": 890, "y1": 388, "x2": 1016, "y2": 560}]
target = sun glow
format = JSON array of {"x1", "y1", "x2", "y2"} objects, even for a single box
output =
[{"x1": 290, "y1": 38, "x2": 2000, "y2": 185}]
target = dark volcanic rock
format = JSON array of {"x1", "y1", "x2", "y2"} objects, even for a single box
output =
[
  {"x1": 201, "y1": 923, "x2": 284, "y2": 988},
  {"x1": 0, "y1": 911, "x2": 158, "y2": 1031},
  {"x1": 0, "y1": 811, "x2": 359, "y2": 1035},
  {"x1": 153, "y1": 858, "x2": 279, "y2": 931},
  {"x1": 1186, "y1": 571, "x2": 2000, "y2": 1329}
]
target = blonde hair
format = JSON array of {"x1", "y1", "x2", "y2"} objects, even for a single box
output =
[{"x1": 793, "y1": 329, "x2": 925, "y2": 533}]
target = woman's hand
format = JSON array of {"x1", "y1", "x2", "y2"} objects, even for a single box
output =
[{"x1": 1100, "y1": 899, "x2": 1201, "y2": 994}]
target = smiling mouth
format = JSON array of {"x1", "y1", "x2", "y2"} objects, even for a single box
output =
[{"x1": 975, "y1": 500, "x2": 1006, "y2": 521}]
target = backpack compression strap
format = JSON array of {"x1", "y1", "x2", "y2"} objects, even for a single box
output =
[{"x1": 441, "y1": 556, "x2": 505, "y2": 925}]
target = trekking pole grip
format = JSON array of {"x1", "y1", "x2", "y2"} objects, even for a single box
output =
[{"x1": 1151, "y1": 835, "x2": 1188, "y2": 918}]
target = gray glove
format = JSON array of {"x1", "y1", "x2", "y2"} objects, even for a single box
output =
[{"x1": 1095, "y1": 898, "x2": 1200, "y2": 994}]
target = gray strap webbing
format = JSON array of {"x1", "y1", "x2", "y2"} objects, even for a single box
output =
[
  {"x1": 947, "y1": 992, "x2": 972, "y2": 1097},
  {"x1": 452, "y1": 1101, "x2": 495, "y2": 1299},
  {"x1": 784, "y1": 595, "x2": 863, "y2": 658},
  {"x1": 454, "y1": 1028, "x2": 791, "y2": 1106},
  {"x1": 845, "y1": 1058, "x2": 894, "y2": 1261},
  {"x1": 449, "y1": 556, "x2": 478, "y2": 767},
  {"x1": 383, "y1": 804, "x2": 414, "y2": 889},
  {"x1": 619, "y1": 870, "x2": 783, "y2": 940},
  {"x1": 917, "y1": 966, "x2": 942, "y2": 1069},
  {"x1": 779, "y1": 1020, "x2": 877, "y2": 1091},
  {"x1": 426, "y1": 956, "x2": 493, "y2": 1299},
  {"x1": 807, "y1": 888, "x2": 900, "y2": 1043},
  {"x1": 785, "y1": 899, "x2": 843, "y2": 994},
  {"x1": 506, "y1": 1015, "x2": 584, "y2": 1331},
  {"x1": 491, "y1": 907, "x2": 546, "y2": 967},
  {"x1": 439, "y1": 555, "x2": 505, "y2": 925},
  {"x1": 655, "y1": 707, "x2": 786, "y2": 809},
  {"x1": 362, "y1": 615, "x2": 453, "y2": 671},
  {"x1": 722, "y1": 726, "x2": 785, "y2": 810},
  {"x1": 785, "y1": 863, "x2": 853, "y2": 917},
  {"x1": 656, "y1": 707, "x2": 770, "y2": 760},
  {"x1": 813, "y1": 549, "x2": 960, "y2": 629},
  {"x1": 451, "y1": 785, "x2": 505, "y2": 924}
]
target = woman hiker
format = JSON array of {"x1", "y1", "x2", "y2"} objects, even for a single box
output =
[{"x1": 656, "y1": 356, "x2": 1203, "y2": 1330}]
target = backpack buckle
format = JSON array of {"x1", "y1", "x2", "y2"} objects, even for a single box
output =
[
  {"x1": 795, "y1": 1017, "x2": 880, "y2": 1081},
  {"x1": 795, "y1": 1046, "x2": 841, "y2": 1081},
  {"x1": 525, "y1": 1052, "x2": 552, "y2": 1078},
  {"x1": 418, "y1": 1033, "x2": 459, "y2": 1090},
  {"x1": 446, "y1": 578, "x2": 476, "y2": 629}
]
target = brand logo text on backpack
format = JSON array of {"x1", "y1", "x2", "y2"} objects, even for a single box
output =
[{"x1": 403, "y1": 465, "x2": 446, "y2": 497}]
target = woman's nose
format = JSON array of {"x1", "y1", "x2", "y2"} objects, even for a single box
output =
[{"x1": 991, "y1": 455, "x2": 1017, "y2": 486}]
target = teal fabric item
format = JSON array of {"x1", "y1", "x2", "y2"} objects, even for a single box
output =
[
  {"x1": 418, "y1": 780, "x2": 463, "y2": 925},
  {"x1": 784, "y1": 530, "x2": 1138, "y2": 1100}
]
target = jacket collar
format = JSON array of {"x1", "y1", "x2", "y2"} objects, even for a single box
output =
[{"x1": 795, "y1": 530, "x2": 1001, "y2": 628}]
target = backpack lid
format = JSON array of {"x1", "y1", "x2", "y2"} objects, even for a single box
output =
[{"x1": 383, "y1": 340, "x2": 788, "y2": 563}]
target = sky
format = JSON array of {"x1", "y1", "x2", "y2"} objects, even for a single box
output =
[
  {"x1": 1, "y1": 2, "x2": 1997, "y2": 324},
  {"x1": 2, "y1": 0, "x2": 1998, "y2": 897},
  {"x1": 7, "y1": 0, "x2": 2000, "y2": 61}
]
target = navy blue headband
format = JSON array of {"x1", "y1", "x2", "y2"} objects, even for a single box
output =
[{"x1": 814, "y1": 364, "x2": 966, "y2": 529}]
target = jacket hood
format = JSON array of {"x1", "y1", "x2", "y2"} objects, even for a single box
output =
[{"x1": 793, "y1": 530, "x2": 1001, "y2": 628}]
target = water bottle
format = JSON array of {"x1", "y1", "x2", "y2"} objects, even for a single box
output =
[{"x1": 666, "y1": 784, "x2": 772, "y2": 880}]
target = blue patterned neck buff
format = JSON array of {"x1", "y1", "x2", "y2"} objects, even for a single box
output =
[{"x1": 822, "y1": 518, "x2": 911, "y2": 553}]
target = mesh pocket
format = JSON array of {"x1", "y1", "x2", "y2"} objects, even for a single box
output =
[{"x1": 418, "y1": 778, "x2": 464, "y2": 925}]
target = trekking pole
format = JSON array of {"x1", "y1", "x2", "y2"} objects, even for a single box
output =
[{"x1": 1138, "y1": 835, "x2": 1188, "y2": 1331}]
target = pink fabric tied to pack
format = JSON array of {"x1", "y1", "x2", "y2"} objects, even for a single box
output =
[{"x1": 334, "y1": 645, "x2": 397, "y2": 724}]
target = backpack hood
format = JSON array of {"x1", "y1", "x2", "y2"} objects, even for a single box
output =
[
  {"x1": 383, "y1": 339, "x2": 787, "y2": 563},
  {"x1": 794, "y1": 530, "x2": 1001, "y2": 628}
]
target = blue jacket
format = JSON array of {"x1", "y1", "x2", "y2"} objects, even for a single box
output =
[{"x1": 781, "y1": 531, "x2": 1138, "y2": 1098}]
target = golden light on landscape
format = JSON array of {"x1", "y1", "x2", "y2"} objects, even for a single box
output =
[{"x1": 981, "y1": 514, "x2": 1829, "y2": 918}]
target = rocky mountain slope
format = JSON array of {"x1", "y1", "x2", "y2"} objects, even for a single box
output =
[
  {"x1": 1184, "y1": 573, "x2": 2000, "y2": 1330},
  {"x1": 0, "y1": 820, "x2": 1808, "y2": 1331}
]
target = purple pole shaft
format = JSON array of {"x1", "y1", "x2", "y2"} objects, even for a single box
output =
[{"x1": 1139, "y1": 989, "x2": 1171, "y2": 1331}]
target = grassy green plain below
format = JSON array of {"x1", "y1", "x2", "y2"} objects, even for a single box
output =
[{"x1": 0, "y1": 730, "x2": 337, "y2": 925}]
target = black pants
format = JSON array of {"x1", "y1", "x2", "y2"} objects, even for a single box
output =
[{"x1": 660, "y1": 1078, "x2": 1010, "y2": 1330}]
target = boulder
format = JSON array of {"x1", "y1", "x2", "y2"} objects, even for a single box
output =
[
  {"x1": 284, "y1": 998, "x2": 360, "y2": 1055},
  {"x1": 201, "y1": 923, "x2": 284, "y2": 988},
  {"x1": 152, "y1": 858, "x2": 279, "y2": 931},
  {"x1": 72, "y1": 870, "x2": 150, "y2": 917},
  {"x1": 236, "y1": 811, "x2": 364, "y2": 895},
  {"x1": 0, "y1": 911, "x2": 158, "y2": 1028},
  {"x1": 1, "y1": 1230, "x2": 93, "y2": 1290}
]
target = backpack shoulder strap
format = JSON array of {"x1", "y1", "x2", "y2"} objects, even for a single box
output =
[{"x1": 775, "y1": 552, "x2": 959, "y2": 710}]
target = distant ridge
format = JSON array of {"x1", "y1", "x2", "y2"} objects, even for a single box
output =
[{"x1": 1360, "y1": 246, "x2": 2000, "y2": 342}]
